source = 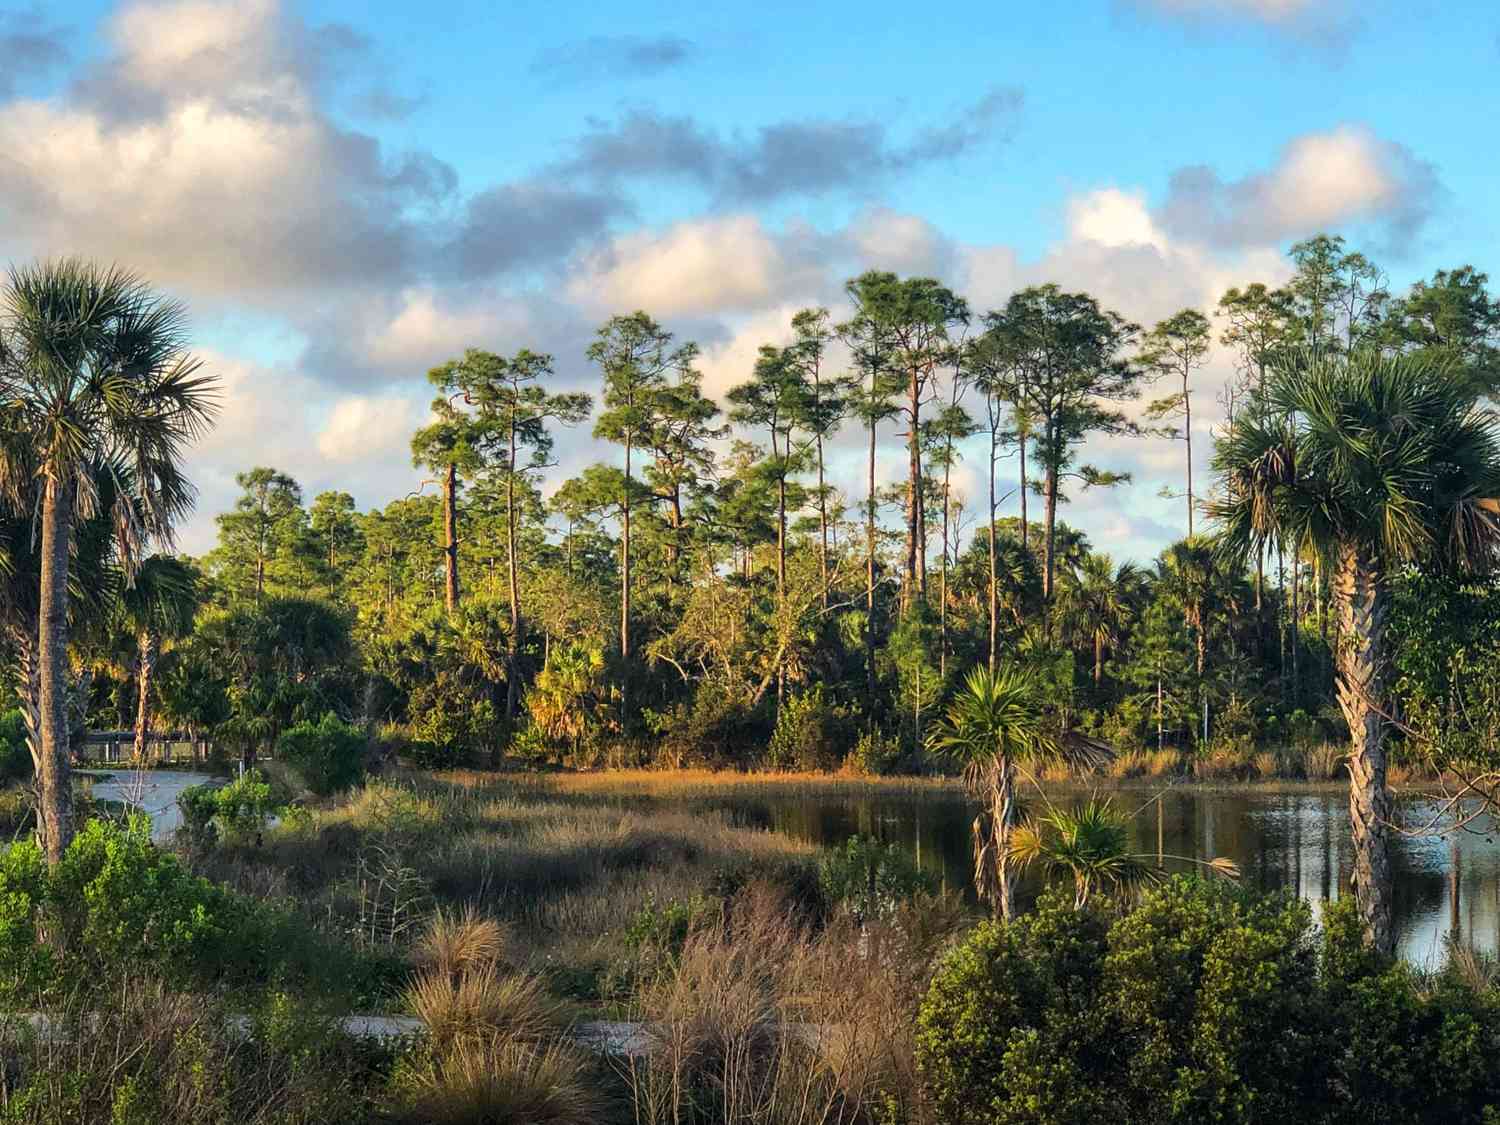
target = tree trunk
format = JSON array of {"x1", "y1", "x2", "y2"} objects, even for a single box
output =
[
  {"x1": 987, "y1": 430, "x2": 999, "y2": 671},
  {"x1": 1333, "y1": 541, "x2": 1395, "y2": 955},
  {"x1": 133, "y1": 631, "x2": 159, "y2": 763},
  {"x1": 1018, "y1": 431, "x2": 1029, "y2": 552},
  {"x1": 906, "y1": 368, "x2": 923, "y2": 607},
  {"x1": 443, "y1": 462, "x2": 460, "y2": 615},
  {"x1": 1183, "y1": 370, "x2": 1194, "y2": 538},
  {"x1": 37, "y1": 478, "x2": 76, "y2": 866},
  {"x1": 621, "y1": 437, "x2": 632, "y2": 662},
  {"x1": 866, "y1": 413, "x2": 877, "y2": 708},
  {"x1": 817, "y1": 431, "x2": 829, "y2": 610},
  {"x1": 992, "y1": 758, "x2": 1016, "y2": 921},
  {"x1": 1043, "y1": 457, "x2": 1058, "y2": 636},
  {"x1": 505, "y1": 423, "x2": 522, "y2": 728},
  {"x1": 1094, "y1": 633, "x2": 1104, "y2": 686}
]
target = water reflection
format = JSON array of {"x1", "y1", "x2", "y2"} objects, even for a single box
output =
[{"x1": 708, "y1": 789, "x2": 1500, "y2": 967}]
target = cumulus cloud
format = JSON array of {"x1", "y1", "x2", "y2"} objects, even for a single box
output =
[
  {"x1": 1155, "y1": 125, "x2": 1439, "y2": 252},
  {"x1": 0, "y1": 0, "x2": 453, "y2": 305},
  {"x1": 530, "y1": 34, "x2": 694, "y2": 84},
  {"x1": 566, "y1": 215, "x2": 830, "y2": 319},
  {"x1": 558, "y1": 88, "x2": 1022, "y2": 204}
]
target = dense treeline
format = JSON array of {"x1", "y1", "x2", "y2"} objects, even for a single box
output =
[{"x1": 88, "y1": 233, "x2": 1494, "y2": 783}]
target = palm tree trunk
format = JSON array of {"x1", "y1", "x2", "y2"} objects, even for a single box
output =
[
  {"x1": 443, "y1": 462, "x2": 460, "y2": 615},
  {"x1": 37, "y1": 478, "x2": 76, "y2": 866},
  {"x1": 133, "y1": 632, "x2": 159, "y2": 763},
  {"x1": 993, "y1": 758, "x2": 1016, "y2": 921},
  {"x1": 1334, "y1": 541, "x2": 1395, "y2": 955}
]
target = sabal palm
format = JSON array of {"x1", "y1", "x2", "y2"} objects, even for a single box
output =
[
  {"x1": 0, "y1": 260, "x2": 216, "y2": 863},
  {"x1": 119, "y1": 555, "x2": 200, "y2": 762},
  {"x1": 1058, "y1": 553, "x2": 1139, "y2": 685},
  {"x1": 1210, "y1": 347, "x2": 1500, "y2": 953},
  {"x1": 928, "y1": 663, "x2": 1107, "y2": 919}
]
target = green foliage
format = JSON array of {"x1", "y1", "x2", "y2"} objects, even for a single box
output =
[
  {"x1": 0, "y1": 708, "x2": 31, "y2": 783},
  {"x1": 817, "y1": 836, "x2": 934, "y2": 921},
  {"x1": 766, "y1": 684, "x2": 848, "y2": 771},
  {"x1": 847, "y1": 726, "x2": 904, "y2": 776},
  {"x1": 918, "y1": 877, "x2": 1500, "y2": 1125},
  {"x1": 176, "y1": 770, "x2": 277, "y2": 848},
  {"x1": 0, "y1": 819, "x2": 241, "y2": 997},
  {"x1": 277, "y1": 712, "x2": 367, "y2": 796}
]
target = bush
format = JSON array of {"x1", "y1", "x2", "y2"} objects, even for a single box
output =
[
  {"x1": 277, "y1": 712, "x2": 367, "y2": 796},
  {"x1": 0, "y1": 819, "x2": 244, "y2": 999},
  {"x1": 645, "y1": 675, "x2": 766, "y2": 768},
  {"x1": 846, "y1": 726, "x2": 904, "y2": 776},
  {"x1": 767, "y1": 684, "x2": 849, "y2": 771},
  {"x1": 177, "y1": 770, "x2": 278, "y2": 848},
  {"x1": 917, "y1": 879, "x2": 1500, "y2": 1125},
  {"x1": 0, "y1": 707, "x2": 31, "y2": 783},
  {"x1": 818, "y1": 836, "x2": 934, "y2": 922}
]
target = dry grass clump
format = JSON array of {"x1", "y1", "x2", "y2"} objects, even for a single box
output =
[
  {"x1": 1252, "y1": 752, "x2": 1278, "y2": 780},
  {"x1": 416, "y1": 905, "x2": 510, "y2": 977},
  {"x1": 1107, "y1": 751, "x2": 1149, "y2": 780},
  {"x1": 1145, "y1": 749, "x2": 1184, "y2": 778},
  {"x1": 1305, "y1": 743, "x2": 1348, "y2": 781},
  {"x1": 1195, "y1": 744, "x2": 1254, "y2": 781},
  {"x1": 406, "y1": 965, "x2": 560, "y2": 1046},
  {"x1": 622, "y1": 882, "x2": 956, "y2": 1124},
  {"x1": 406, "y1": 909, "x2": 557, "y2": 1047},
  {"x1": 390, "y1": 1034, "x2": 603, "y2": 1125}
]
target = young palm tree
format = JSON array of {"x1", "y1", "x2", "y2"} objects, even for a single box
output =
[
  {"x1": 0, "y1": 261, "x2": 216, "y2": 864},
  {"x1": 1210, "y1": 348, "x2": 1500, "y2": 953},
  {"x1": 120, "y1": 555, "x2": 201, "y2": 763},
  {"x1": 928, "y1": 663, "x2": 1109, "y2": 920},
  {"x1": 1009, "y1": 796, "x2": 1239, "y2": 909}
]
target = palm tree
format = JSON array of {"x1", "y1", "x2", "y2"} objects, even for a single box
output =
[
  {"x1": 1057, "y1": 553, "x2": 1140, "y2": 686},
  {"x1": 1009, "y1": 796, "x2": 1238, "y2": 909},
  {"x1": 1210, "y1": 348, "x2": 1500, "y2": 953},
  {"x1": 0, "y1": 260, "x2": 216, "y2": 864},
  {"x1": 928, "y1": 663, "x2": 1109, "y2": 920},
  {"x1": 120, "y1": 555, "x2": 200, "y2": 763}
]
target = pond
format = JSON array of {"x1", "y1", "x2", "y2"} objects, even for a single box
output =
[
  {"x1": 80, "y1": 770, "x2": 223, "y2": 840},
  {"x1": 707, "y1": 787, "x2": 1500, "y2": 967}
]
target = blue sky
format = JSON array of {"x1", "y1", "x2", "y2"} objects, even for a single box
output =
[{"x1": 1, "y1": 0, "x2": 1497, "y2": 559}]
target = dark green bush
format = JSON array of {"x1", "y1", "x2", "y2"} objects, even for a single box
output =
[
  {"x1": 277, "y1": 712, "x2": 367, "y2": 796},
  {"x1": 0, "y1": 707, "x2": 32, "y2": 783},
  {"x1": 917, "y1": 879, "x2": 1500, "y2": 1125}
]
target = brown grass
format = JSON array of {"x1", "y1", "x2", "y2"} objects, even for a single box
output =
[
  {"x1": 391, "y1": 1033, "x2": 604, "y2": 1125},
  {"x1": 621, "y1": 883, "x2": 961, "y2": 1124},
  {"x1": 406, "y1": 966, "x2": 562, "y2": 1046},
  {"x1": 416, "y1": 905, "x2": 510, "y2": 977}
]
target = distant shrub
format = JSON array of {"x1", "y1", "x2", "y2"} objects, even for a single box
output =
[
  {"x1": 406, "y1": 675, "x2": 498, "y2": 768},
  {"x1": 277, "y1": 712, "x2": 367, "y2": 796},
  {"x1": 847, "y1": 726, "x2": 904, "y2": 776},
  {"x1": 818, "y1": 836, "x2": 934, "y2": 922},
  {"x1": 176, "y1": 770, "x2": 278, "y2": 850},
  {"x1": 767, "y1": 684, "x2": 848, "y2": 772},
  {"x1": 645, "y1": 675, "x2": 765, "y2": 768}
]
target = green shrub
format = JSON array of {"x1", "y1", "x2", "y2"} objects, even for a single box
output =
[
  {"x1": 818, "y1": 836, "x2": 934, "y2": 922},
  {"x1": 0, "y1": 708, "x2": 32, "y2": 783},
  {"x1": 277, "y1": 712, "x2": 367, "y2": 796},
  {"x1": 766, "y1": 684, "x2": 847, "y2": 771},
  {"x1": 177, "y1": 770, "x2": 278, "y2": 849},
  {"x1": 846, "y1": 726, "x2": 903, "y2": 776},
  {"x1": 0, "y1": 819, "x2": 243, "y2": 998},
  {"x1": 917, "y1": 879, "x2": 1500, "y2": 1125}
]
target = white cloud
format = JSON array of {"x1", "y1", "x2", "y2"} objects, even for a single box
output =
[{"x1": 1157, "y1": 125, "x2": 1438, "y2": 250}]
